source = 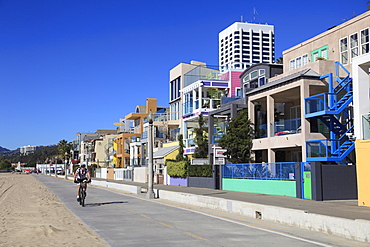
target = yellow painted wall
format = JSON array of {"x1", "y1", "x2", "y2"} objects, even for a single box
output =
[
  {"x1": 113, "y1": 140, "x2": 118, "y2": 166},
  {"x1": 163, "y1": 141, "x2": 179, "y2": 147},
  {"x1": 165, "y1": 149, "x2": 179, "y2": 161},
  {"x1": 355, "y1": 140, "x2": 370, "y2": 207}
]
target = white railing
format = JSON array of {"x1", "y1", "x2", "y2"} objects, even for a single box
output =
[{"x1": 114, "y1": 168, "x2": 133, "y2": 180}]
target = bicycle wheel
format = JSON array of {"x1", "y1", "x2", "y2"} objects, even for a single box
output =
[
  {"x1": 81, "y1": 189, "x2": 85, "y2": 207},
  {"x1": 79, "y1": 186, "x2": 84, "y2": 206}
]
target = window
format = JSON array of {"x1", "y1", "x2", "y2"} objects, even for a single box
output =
[
  {"x1": 290, "y1": 59, "x2": 296, "y2": 70},
  {"x1": 302, "y1": 54, "x2": 308, "y2": 66},
  {"x1": 361, "y1": 28, "x2": 369, "y2": 55},
  {"x1": 250, "y1": 70, "x2": 258, "y2": 79},
  {"x1": 259, "y1": 69, "x2": 265, "y2": 76},
  {"x1": 296, "y1": 57, "x2": 302, "y2": 68},
  {"x1": 236, "y1": 87, "x2": 241, "y2": 97},
  {"x1": 350, "y1": 33, "x2": 359, "y2": 59},
  {"x1": 340, "y1": 37, "x2": 348, "y2": 65},
  {"x1": 321, "y1": 48, "x2": 328, "y2": 60},
  {"x1": 243, "y1": 74, "x2": 250, "y2": 82},
  {"x1": 170, "y1": 77, "x2": 181, "y2": 102},
  {"x1": 311, "y1": 45, "x2": 329, "y2": 61},
  {"x1": 312, "y1": 52, "x2": 319, "y2": 61},
  {"x1": 259, "y1": 77, "x2": 265, "y2": 86}
]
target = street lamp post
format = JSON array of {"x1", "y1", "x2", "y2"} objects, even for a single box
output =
[
  {"x1": 146, "y1": 110, "x2": 155, "y2": 199},
  {"x1": 55, "y1": 157, "x2": 58, "y2": 177},
  {"x1": 64, "y1": 152, "x2": 68, "y2": 180}
]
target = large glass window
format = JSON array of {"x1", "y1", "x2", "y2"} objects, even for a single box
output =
[
  {"x1": 170, "y1": 77, "x2": 181, "y2": 102},
  {"x1": 361, "y1": 28, "x2": 369, "y2": 55},
  {"x1": 350, "y1": 33, "x2": 359, "y2": 59},
  {"x1": 340, "y1": 37, "x2": 348, "y2": 65}
]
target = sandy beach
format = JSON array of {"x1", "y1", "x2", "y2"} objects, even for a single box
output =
[{"x1": 0, "y1": 173, "x2": 108, "y2": 247}]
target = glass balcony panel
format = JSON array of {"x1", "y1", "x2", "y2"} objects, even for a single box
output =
[
  {"x1": 212, "y1": 99, "x2": 221, "y2": 109},
  {"x1": 362, "y1": 113, "x2": 370, "y2": 140},
  {"x1": 255, "y1": 124, "x2": 267, "y2": 138},
  {"x1": 183, "y1": 101, "x2": 193, "y2": 115},
  {"x1": 271, "y1": 118, "x2": 301, "y2": 137}
]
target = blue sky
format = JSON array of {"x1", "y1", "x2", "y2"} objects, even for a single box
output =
[{"x1": 0, "y1": 0, "x2": 367, "y2": 150}]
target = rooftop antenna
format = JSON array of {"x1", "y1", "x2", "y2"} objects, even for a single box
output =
[{"x1": 253, "y1": 7, "x2": 258, "y2": 23}]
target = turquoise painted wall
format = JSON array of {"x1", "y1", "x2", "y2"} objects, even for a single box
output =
[{"x1": 222, "y1": 178, "x2": 296, "y2": 197}]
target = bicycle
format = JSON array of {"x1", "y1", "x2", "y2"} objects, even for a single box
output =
[{"x1": 76, "y1": 178, "x2": 90, "y2": 207}]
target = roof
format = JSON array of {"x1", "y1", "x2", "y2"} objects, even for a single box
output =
[
  {"x1": 245, "y1": 69, "x2": 321, "y2": 96},
  {"x1": 153, "y1": 145, "x2": 179, "y2": 159}
]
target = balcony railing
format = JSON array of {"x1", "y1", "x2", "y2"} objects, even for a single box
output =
[
  {"x1": 221, "y1": 96, "x2": 242, "y2": 105},
  {"x1": 141, "y1": 131, "x2": 164, "y2": 140},
  {"x1": 362, "y1": 113, "x2": 370, "y2": 140},
  {"x1": 184, "y1": 138, "x2": 196, "y2": 148},
  {"x1": 183, "y1": 99, "x2": 221, "y2": 116},
  {"x1": 271, "y1": 118, "x2": 301, "y2": 137},
  {"x1": 305, "y1": 93, "x2": 330, "y2": 115},
  {"x1": 306, "y1": 139, "x2": 334, "y2": 158},
  {"x1": 183, "y1": 101, "x2": 193, "y2": 116},
  {"x1": 255, "y1": 124, "x2": 267, "y2": 139},
  {"x1": 223, "y1": 162, "x2": 296, "y2": 180}
]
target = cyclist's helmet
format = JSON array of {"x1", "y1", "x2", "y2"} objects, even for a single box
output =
[{"x1": 80, "y1": 164, "x2": 86, "y2": 168}]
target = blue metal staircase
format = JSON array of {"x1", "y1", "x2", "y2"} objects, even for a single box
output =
[{"x1": 305, "y1": 62, "x2": 354, "y2": 164}]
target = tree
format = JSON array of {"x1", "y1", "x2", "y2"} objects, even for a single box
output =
[
  {"x1": 176, "y1": 134, "x2": 187, "y2": 161},
  {"x1": 58, "y1": 140, "x2": 72, "y2": 160},
  {"x1": 218, "y1": 109, "x2": 254, "y2": 163},
  {"x1": 0, "y1": 157, "x2": 11, "y2": 169},
  {"x1": 193, "y1": 114, "x2": 208, "y2": 158}
]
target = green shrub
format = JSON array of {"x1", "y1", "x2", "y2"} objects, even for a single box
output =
[
  {"x1": 189, "y1": 164, "x2": 213, "y2": 177},
  {"x1": 167, "y1": 160, "x2": 189, "y2": 177}
]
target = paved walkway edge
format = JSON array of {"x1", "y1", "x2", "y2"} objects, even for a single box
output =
[{"x1": 89, "y1": 179, "x2": 370, "y2": 243}]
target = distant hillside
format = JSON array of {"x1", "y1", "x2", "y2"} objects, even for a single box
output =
[
  {"x1": 1, "y1": 145, "x2": 59, "y2": 165},
  {"x1": 0, "y1": 146, "x2": 15, "y2": 156}
]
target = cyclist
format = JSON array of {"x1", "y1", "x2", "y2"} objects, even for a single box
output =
[{"x1": 74, "y1": 164, "x2": 91, "y2": 202}]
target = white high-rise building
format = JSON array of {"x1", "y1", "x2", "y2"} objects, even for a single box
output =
[{"x1": 219, "y1": 22, "x2": 275, "y2": 72}]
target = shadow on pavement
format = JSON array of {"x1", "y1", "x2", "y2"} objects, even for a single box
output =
[{"x1": 85, "y1": 201, "x2": 128, "y2": 207}]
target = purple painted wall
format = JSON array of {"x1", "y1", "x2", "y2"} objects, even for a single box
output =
[{"x1": 169, "y1": 177, "x2": 188, "y2": 186}]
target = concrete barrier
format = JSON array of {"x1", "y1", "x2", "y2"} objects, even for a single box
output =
[{"x1": 91, "y1": 180, "x2": 141, "y2": 195}]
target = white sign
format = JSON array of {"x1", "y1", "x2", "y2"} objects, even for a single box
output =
[{"x1": 214, "y1": 149, "x2": 227, "y2": 158}]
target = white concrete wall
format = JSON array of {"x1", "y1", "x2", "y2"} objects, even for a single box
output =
[{"x1": 134, "y1": 167, "x2": 147, "y2": 183}]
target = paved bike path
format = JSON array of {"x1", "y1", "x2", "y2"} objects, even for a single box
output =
[{"x1": 35, "y1": 175, "x2": 341, "y2": 247}]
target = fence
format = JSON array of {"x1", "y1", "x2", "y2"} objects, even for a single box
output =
[
  {"x1": 95, "y1": 168, "x2": 107, "y2": 179},
  {"x1": 222, "y1": 162, "x2": 296, "y2": 180},
  {"x1": 114, "y1": 168, "x2": 133, "y2": 181}
]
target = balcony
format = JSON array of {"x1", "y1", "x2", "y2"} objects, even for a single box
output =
[
  {"x1": 184, "y1": 65, "x2": 220, "y2": 87},
  {"x1": 183, "y1": 99, "x2": 221, "y2": 116},
  {"x1": 271, "y1": 118, "x2": 301, "y2": 137},
  {"x1": 184, "y1": 138, "x2": 196, "y2": 148},
  {"x1": 221, "y1": 96, "x2": 241, "y2": 105}
]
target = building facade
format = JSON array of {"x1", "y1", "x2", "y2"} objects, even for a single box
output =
[{"x1": 219, "y1": 22, "x2": 275, "y2": 73}]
